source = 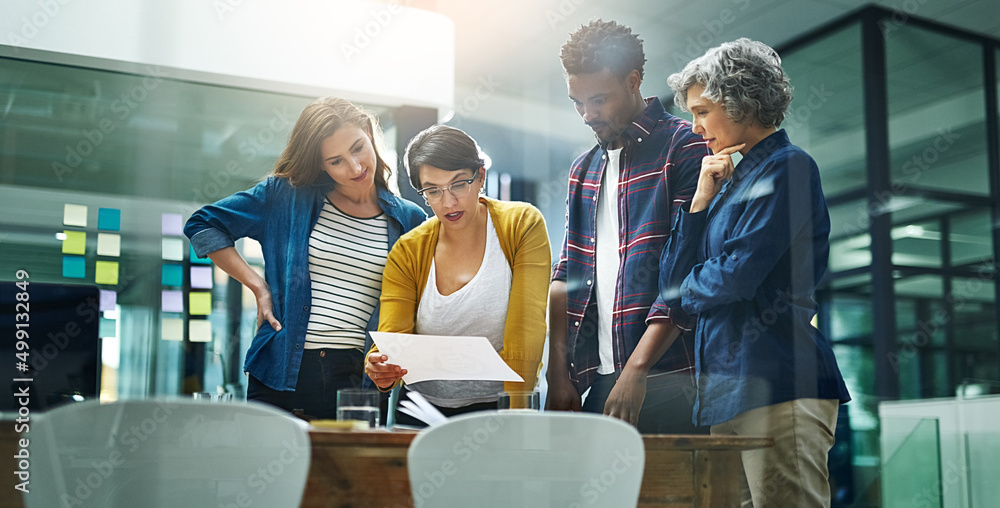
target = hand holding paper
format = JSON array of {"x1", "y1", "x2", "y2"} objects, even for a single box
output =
[{"x1": 369, "y1": 331, "x2": 523, "y2": 384}]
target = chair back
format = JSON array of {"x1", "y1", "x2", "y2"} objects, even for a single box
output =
[
  {"x1": 24, "y1": 399, "x2": 311, "y2": 508},
  {"x1": 407, "y1": 411, "x2": 645, "y2": 508}
]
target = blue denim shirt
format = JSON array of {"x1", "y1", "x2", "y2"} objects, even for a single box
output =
[
  {"x1": 660, "y1": 130, "x2": 850, "y2": 426},
  {"x1": 184, "y1": 174, "x2": 426, "y2": 391}
]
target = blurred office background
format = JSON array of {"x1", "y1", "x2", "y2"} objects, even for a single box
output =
[{"x1": 1, "y1": 1, "x2": 998, "y2": 506}]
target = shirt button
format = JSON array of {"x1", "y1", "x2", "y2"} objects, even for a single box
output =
[
  {"x1": 637, "y1": 137, "x2": 643, "y2": 143},
  {"x1": 574, "y1": 321, "x2": 580, "y2": 327},
  {"x1": 320, "y1": 350, "x2": 326, "y2": 358},
  {"x1": 303, "y1": 306, "x2": 309, "y2": 312},
  {"x1": 591, "y1": 238, "x2": 596, "y2": 243},
  {"x1": 732, "y1": 255, "x2": 737, "y2": 260},
  {"x1": 601, "y1": 154, "x2": 606, "y2": 160},
  {"x1": 586, "y1": 280, "x2": 592, "y2": 286}
]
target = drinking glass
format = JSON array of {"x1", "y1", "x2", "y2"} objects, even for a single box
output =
[
  {"x1": 497, "y1": 390, "x2": 540, "y2": 411},
  {"x1": 336, "y1": 389, "x2": 380, "y2": 428}
]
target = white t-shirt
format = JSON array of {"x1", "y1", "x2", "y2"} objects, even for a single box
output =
[
  {"x1": 411, "y1": 213, "x2": 512, "y2": 407},
  {"x1": 595, "y1": 147, "x2": 622, "y2": 375}
]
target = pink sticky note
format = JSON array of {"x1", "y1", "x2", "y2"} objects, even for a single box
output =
[
  {"x1": 100, "y1": 290, "x2": 117, "y2": 312},
  {"x1": 190, "y1": 266, "x2": 214, "y2": 289},
  {"x1": 161, "y1": 290, "x2": 183, "y2": 313}
]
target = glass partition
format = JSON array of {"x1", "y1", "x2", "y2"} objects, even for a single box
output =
[
  {"x1": 880, "y1": 417, "x2": 943, "y2": 508},
  {"x1": 0, "y1": 54, "x2": 393, "y2": 400}
]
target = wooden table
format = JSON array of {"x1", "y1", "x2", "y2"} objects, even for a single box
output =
[
  {"x1": 304, "y1": 429, "x2": 772, "y2": 508},
  {"x1": 0, "y1": 425, "x2": 770, "y2": 508}
]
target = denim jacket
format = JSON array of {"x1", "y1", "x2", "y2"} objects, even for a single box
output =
[{"x1": 184, "y1": 174, "x2": 426, "y2": 391}]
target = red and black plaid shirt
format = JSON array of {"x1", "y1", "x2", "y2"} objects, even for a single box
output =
[{"x1": 552, "y1": 98, "x2": 708, "y2": 393}]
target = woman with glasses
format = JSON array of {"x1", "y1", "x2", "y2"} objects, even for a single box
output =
[
  {"x1": 184, "y1": 97, "x2": 426, "y2": 419},
  {"x1": 364, "y1": 125, "x2": 550, "y2": 423}
]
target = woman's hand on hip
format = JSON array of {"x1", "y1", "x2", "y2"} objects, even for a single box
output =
[
  {"x1": 366, "y1": 353, "x2": 407, "y2": 389},
  {"x1": 254, "y1": 284, "x2": 282, "y2": 331}
]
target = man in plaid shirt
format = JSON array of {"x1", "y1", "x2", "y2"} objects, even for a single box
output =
[{"x1": 546, "y1": 19, "x2": 710, "y2": 433}]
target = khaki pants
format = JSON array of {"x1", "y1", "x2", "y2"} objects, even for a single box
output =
[{"x1": 710, "y1": 398, "x2": 839, "y2": 508}]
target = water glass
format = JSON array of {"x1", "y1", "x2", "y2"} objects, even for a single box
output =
[
  {"x1": 336, "y1": 388, "x2": 380, "y2": 428},
  {"x1": 497, "y1": 390, "x2": 540, "y2": 411},
  {"x1": 192, "y1": 392, "x2": 213, "y2": 401}
]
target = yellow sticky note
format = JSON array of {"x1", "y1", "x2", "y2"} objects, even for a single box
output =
[
  {"x1": 162, "y1": 317, "x2": 184, "y2": 341},
  {"x1": 189, "y1": 292, "x2": 212, "y2": 315},
  {"x1": 189, "y1": 320, "x2": 212, "y2": 342},
  {"x1": 62, "y1": 231, "x2": 87, "y2": 255},
  {"x1": 97, "y1": 233, "x2": 121, "y2": 257},
  {"x1": 94, "y1": 260, "x2": 119, "y2": 285}
]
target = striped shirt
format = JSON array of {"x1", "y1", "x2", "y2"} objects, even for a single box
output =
[
  {"x1": 551, "y1": 97, "x2": 710, "y2": 393},
  {"x1": 305, "y1": 200, "x2": 388, "y2": 349}
]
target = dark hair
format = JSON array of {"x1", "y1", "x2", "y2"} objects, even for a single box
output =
[
  {"x1": 272, "y1": 96, "x2": 391, "y2": 189},
  {"x1": 403, "y1": 125, "x2": 486, "y2": 190},
  {"x1": 560, "y1": 19, "x2": 646, "y2": 80}
]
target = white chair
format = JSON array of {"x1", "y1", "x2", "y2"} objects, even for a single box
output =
[
  {"x1": 24, "y1": 399, "x2": 311, "y2": 508},
  {"x1": 407, "y1": 411, "x2": 645, "y2": 508}
]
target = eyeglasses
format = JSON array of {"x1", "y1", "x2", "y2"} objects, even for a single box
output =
[{"x1": 417, "y1": 177, "x2": 477, "y2": 203}]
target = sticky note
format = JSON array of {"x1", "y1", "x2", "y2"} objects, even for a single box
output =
[
  {"x1": 162, "y1": 264, "x2": 184, "y2": 287},
  {"x1": 162, "y1": 290, "x2": 183, "y2": 313},
  {"x1": 99, "y1": 318, "x2": 117, "y2": 338},
  {"x1": 189, "y1": 292, "x2": 212, "y2": 315},
  {"x1": 98, "y1": 208, "x2": 121, "y2": 231},
  {"x1": 63, "y1": 256, "x2": 85, "y2": 279},
  {"x1": 95, "y1": 261, "x2": 119, "y2": 285},
  {"x1": 97, "y1": 233, "x2": 121, "y2": 257},
  {"x1": 162, "y1": 238, "x2": 184, "y2": 261},
  {"x1": 100, "y1": 290, "x2": 117, "y2": 311},
  {"x1": 63, "y1": 204, "x2": 87, "y2": 227},
  {"x1": 162, "y1": 318, "x2": 184, "y2": 341},
  {"x1": 189, "y1": 320, "x2": 212, "y2": 342},
  {"x1": 190, "y1": 245, "x2": 212, "y2": 264},
  {"x1": 162, "y1": 213, "x2": 184, "y2": 236},
  {"x1": 190, "y1": 266, "x2": 213, "y2": 289},
  {"x1": 62, "y1": 231, "x2": 86, "y2": 255}
]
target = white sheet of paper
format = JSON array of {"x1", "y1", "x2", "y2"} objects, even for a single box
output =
[{"x1": 370, "y1": 331, "x2": 523, "y2": 384}]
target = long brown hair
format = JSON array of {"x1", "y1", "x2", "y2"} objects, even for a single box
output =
[{"x1": 272, "y1": 97, "x2": 392, "y2": 190}]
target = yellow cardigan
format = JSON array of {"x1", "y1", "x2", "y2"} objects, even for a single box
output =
[{"x1": 371, "y1": 197, "x2": 551, "y2": 393}]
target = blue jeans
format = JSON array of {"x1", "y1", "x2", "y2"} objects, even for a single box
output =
[{"x1": 247, "y1": 348, "x2": 364, "y2": 420}]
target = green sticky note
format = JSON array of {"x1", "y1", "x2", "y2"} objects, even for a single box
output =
[
  {"x1": 62, "y1": 231, "x2": 86, "y2": 255},
  {"x1": 95, "y1": 260, "x2": 119, "y2": 285},
  {"x1": 189, "y1": 292, "x2": 212, "y2": 315},
  {"x1": 63, "y1": 256, "x2": 85, "y2": 279},
  {"x1": 162, "y1": 264, "x2": 184, "y2": 286}
]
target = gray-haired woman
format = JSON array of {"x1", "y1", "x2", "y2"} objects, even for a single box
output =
[{"x1": 660, "y1": 38, "x2": 850, "y2": 508}]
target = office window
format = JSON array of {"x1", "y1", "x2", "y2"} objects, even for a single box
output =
[
  {"x1": 886, "y1": 25, "x2": 989, "y2": 196},
  {"x1": 782, "y1": 23, "x2": 866, "y2": 196}
]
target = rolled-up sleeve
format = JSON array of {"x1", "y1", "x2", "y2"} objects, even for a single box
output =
[{"x1": 184, "y1": 178, "x2": 272, "y2": 258}]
